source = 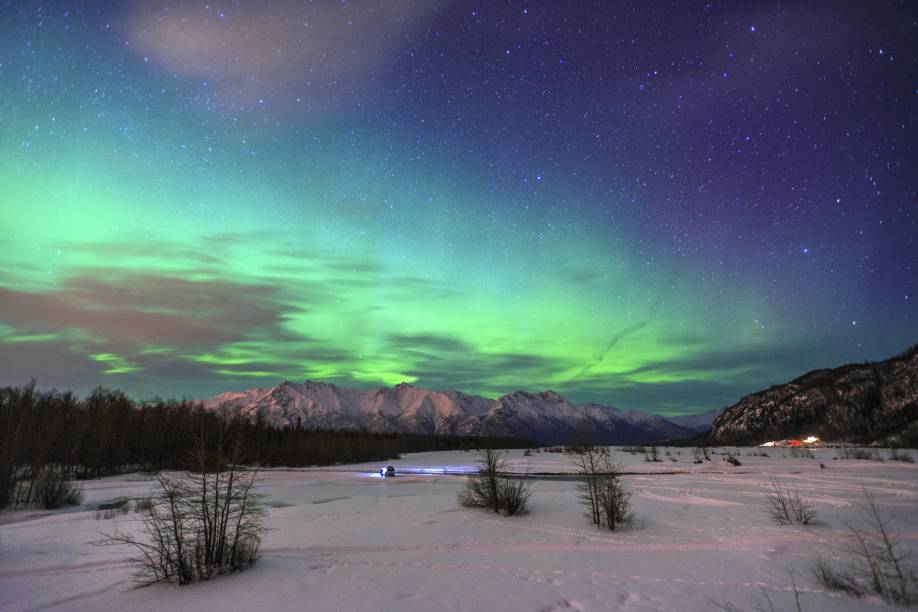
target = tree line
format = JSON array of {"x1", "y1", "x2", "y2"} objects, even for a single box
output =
[{"x1": 0, "y1": 380, "x2": 530, "y2": 509}]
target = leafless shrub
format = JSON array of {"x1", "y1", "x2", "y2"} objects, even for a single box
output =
[
  {"x1": 134, "y1": 496, "x2": 154, "y2": 513},
  {"x1": 766, "y1": 478, "x2": 817, "y2": 526},
  {"x1": 33, "y1": 468, "x2": 83, "y2": 509},
  {"x1": 709, "y1": 598, "x2": 744, "y2": 612},
  {"x1": 496, "y1": 476, "x2": 531, "y2": 516},
  {"x1": 99, "y1": 430, "x2": 266, "y2": 585},
  {"x1": 812, "y1": 556, "x2": 864, "y2": 597},
  {"x1": 811, "y1": 488, "x2": 917, "y2": 605},
  {"x1": 95, "y1": 500, "x2": 130, "y2": 520},
  {"x1": 98, "y1": 497, "x2": 131, "y2": 512},
  {"x1": 888, "y1": 449, "x2": 914, "y2": 463},
  {"x1": 458, "y1": 448, "x2": 530, "y2": 516},
  {"x1": 790, "y1": 447, "x2": 814, "y2": 459},
  {"x1": 724, "y1": 452, "x2": 742, "y2": 466},
  {"x1": 597, "y1": 470, "x2": 632, "y2": 531},
  {"x1": 836, "y1": 445, "x2": 881, "y2": 461},
  {"x1": 458, "y1": 448, "x2": 501, "y2": 512},
  {"x1": 691, "y1": 447, "x2": 712, "y2": 463},
  {"x1": 644, "y1": 446, "x2": 662, "y2": 462},
  {"x1": 710, "y1": 568, "x2": 805, "y2": 612}
]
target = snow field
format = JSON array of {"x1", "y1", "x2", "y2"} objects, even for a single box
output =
[{"x1": 1, "y1": 448, "x2": 916, "y2": 611}]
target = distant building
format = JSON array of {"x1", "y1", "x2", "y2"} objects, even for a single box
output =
[{"x1": 759, "y1": 435, "x2": 820, "y2": 447}]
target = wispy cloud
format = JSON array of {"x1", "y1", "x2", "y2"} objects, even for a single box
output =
[{"x1": 124, "y1": 1, "x2": 441, "y2": 118}]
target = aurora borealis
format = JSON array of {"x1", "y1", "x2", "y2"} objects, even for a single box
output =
[{"x1": 0, "y1": 1, "x2": 915, "y2": 416}]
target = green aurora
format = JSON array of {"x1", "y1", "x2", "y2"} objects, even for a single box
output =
[{"x1": 1, "y1": 3, "x2": 914, "y2": 415}]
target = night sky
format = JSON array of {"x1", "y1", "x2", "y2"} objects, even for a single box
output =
[{"x1": 1, "y1": 1, "x2": 916, "y2": 415}]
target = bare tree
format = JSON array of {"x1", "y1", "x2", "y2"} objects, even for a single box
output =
[
  {"x1": 766, "y1": 477, "x2": 816, "y2": 526},
  {"x1": 573, "y1": 445, "x2": 603, "y2": 525},
  {"x1": 595, "y1": 457, "x2": 632, "y2": 531},
  {"x1": 574, "y1": 444, "x2": 632, "y2": 531}
]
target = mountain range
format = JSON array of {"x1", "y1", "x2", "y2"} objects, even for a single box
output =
[
  {"x1": 708, "y1": 344, "x2": 918, "y2": 446},
  {"x1": 205, "y1": 381, "x2": 713, "y2": 445}
]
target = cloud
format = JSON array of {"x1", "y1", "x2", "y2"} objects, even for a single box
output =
[
  {"x1": 388, "y1": 333, "x2": 472, "y2": 354},
  {"x1": 0, "y1": 339, "x2": 104, "y2": 390},
  {"x1": 61, "y1": 239, "x2": 225, "y2": 269},
  {"x1": 382, "y1": 332, "x2": 563, "y2": 395},
  {"x1": 0, "y1": 272, "x2": 290, "y2": 348},
  {"x1": 124, "y1": 0, "x2": 441, "y2": 118}
]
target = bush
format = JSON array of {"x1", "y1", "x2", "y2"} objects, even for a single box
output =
[
  {"x1": 888, "y1": 449, "x2": 914, "y2": 463},
  {"x1": 101, "y1": 432, "x2": 266, "y2": 585},
  {"x1": 711, "y1": 569, "x2": 805, "y2": 612},
  {"x1": 812, "y1": 556, "x2": 864, "y2": 597},
  {"x1": 812, "y1": 489, "x2": 917, "y2": 605},
  {"x1": 458, "y1": 448, "x2": 530, "y2": 516},
  {"x1": 95, "y1": 497, "x2": 131, "y2": 520},
  {"x1": 790, "y1": 447, "x2": 814, "y2": 459},
  {"x1": 836, "y1": 445, "x2": 881, "y2": 461},
  {"x1": 496, "y1": 476, "x2": 531, "y2": 516},
  {"x1": 766, "y1": 478, "x2": 816, "y2": 526},
  {"x1": 97, "y1": 497, "x2": 131, "y2": 512},
  {"x1": 33, "y1": 468, "x2": 83, "y2": 509},
  {"x1": 691, "y1": 447, "x2": 711, "y2": 463},
  {"x1": 134, "y1": 496, "x2": 154, "y2": 513}
]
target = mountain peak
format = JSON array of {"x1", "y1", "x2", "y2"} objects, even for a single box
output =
[{"x1": 203, "y1": 379, "x2": 694, "y2": 445}]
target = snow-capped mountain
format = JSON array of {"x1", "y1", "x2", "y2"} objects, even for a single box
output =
[
  {"x1": 205, "y1": 380, "x2": 697, "y2": 445},
  {"x1": 666, "y1": 409, "x2": 721, "y2": 434}
]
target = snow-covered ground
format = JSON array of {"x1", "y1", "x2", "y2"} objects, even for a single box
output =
[{"x1": 2, "y1": 448, "x2": 917, "y2": 611}]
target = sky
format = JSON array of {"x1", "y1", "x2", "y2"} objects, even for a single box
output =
[{"x1": 0, "y1": 1, "x2": 916, "y2": 416}]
